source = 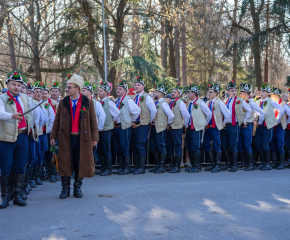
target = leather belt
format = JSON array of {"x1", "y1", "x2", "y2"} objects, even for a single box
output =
[
  {"x1": 276, "y1": 123, "x2": 282, "y2": 128},
  {"x1": 225, "y1": 123, "x2": 232, "y2": 127},
  {"x1": 71, "y1": 132, "x2": 79, "y2": 136},
  {"x1": 133, "y1": 121, "x2": 141, "y2": 128},
  {"x1": 18, "y1": 129, "x2": 28, "y2": 134},
  {"x1": 114, "y1": 123, "x2": 121, "y2": 128}
]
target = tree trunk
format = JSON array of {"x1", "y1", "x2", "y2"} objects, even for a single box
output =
[
  {"x1": 6, "y1": 14, "x2": 16, "y2": 69},
  {"x1": 232, "y1": 0, "x2": 238, "y2": 83},
  {"x1": 132, "y1": 6, "x2": 140, "y2": 56},
  {"x1": 181, "y1": 21, "x2": 187, "y2": 86},
  {"x1": 174, "y1": 23, "x2": 180, "y2": 83},
  {"x1": 168, "y1": 23, "x2": 176, "y2": 78}
]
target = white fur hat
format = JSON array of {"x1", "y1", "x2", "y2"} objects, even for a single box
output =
[{"x1": 66, "y1": 74, "x2": 84, "y2": 91}]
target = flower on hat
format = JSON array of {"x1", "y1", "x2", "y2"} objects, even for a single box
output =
[
  {"x1": 154, "y1": 85, "x2": 156, "y2": 88},
  {"x1": 137, "y1": 77, "x2": 139, "y2": 79},
  {"x1": 177, "y1": 84, "x2": 180, "y2": 86},
  {"x1": 231, "y1": 81, "x2": 234, "y2": 83},
  {"x1": 101, "y1": 82, "x2": 103, "y2": 84},
  {"x1": 209, "y1": 84, "x2": 212, "y2": 87}
]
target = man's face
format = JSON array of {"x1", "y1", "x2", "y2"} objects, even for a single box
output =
[
  {"x1": 51, "y1": 89, "x2": 60, "y2": 100},
  {"x1": 27, "y1": 91, "x2": 34, "y2": 98},
  {"x1": 82, "y1": 88, "x2": 92, "y2": 99},
  {"x1": 7, "y1": 81, "x2": 22, "y2": 96},
  {"x1": 116, "y1": 87, "x2": 126, "y2": 97},
  {"x1": 260, "y1": 90, "x2": 269, "y2": 99},
  {"x1": 20, "y1": 85, "x2": 27, "y2": 94},
  {"x1": 172, "y1": 89, "x2": 180, "y2": 99},
  {"x1": 135, "y1": 82, "x2": 144, "y2": 94},
  {"x1": 187, "y1": 91, "x2": 196, "y2": 101},
  {"x1": 240, "y1": 92, "x2": 248, "y2": 99},
  {"x1": 42, "y1": 90, "x2": 49, "y2": 101},
  {"x1": 282, "y1": 94, "x2": 288, "y2": 102},
  {"x1": 98, "y1": 88, "x2": 108, "y2": 100},
  {"x1": 228, "y1": 88, "x2": 237, "y2": 98},
  {"x1": 288, "y1": 93, "x2": 290, "y2": 102},
  {"x1": 207, "y1": 90, "x2": 217, "y2": 100},
  {"x1": 34, "y1": 89, "x2": 43, "y2": 101},
  {"x1": 65, "y1": 83, "x2": 78, "y2": 97}
]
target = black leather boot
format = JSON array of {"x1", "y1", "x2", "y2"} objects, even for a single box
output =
[
  {"x1": 165, "y1": 155, "x2": 174, "y2": 172},
  {"x1": 113, "y1": 155, "x2": 124, "y2": 174},
  {"x1": 95, "y1": 156, "x2": 106, "y2": 175},
  {"x1": 100, "y1": 158, "x2": 113, "y2": 176},
  {"x1": 255, "y1": 151, "x2": 265, "y2": 170},
  {"x1": 30, "y1": 166, "x2": 38, "y2": 188},
  {"x1": 60, "y1": 176, "x2": 71, "y2": 199},
  {"x1": 13, "y1": 174, "x2": 27, "y2": 207},
  {"x1": 285, "y1": 150, "x2": 290, "y2": 168},
  {"x1": 211, "y1": 152, "x2": 222, "y2": 173},
  {"x1": 134, "y1": 155, "x2": 146, "y2": 174},
  {"x1": 169, "y1": 156, "x2": 182, "y2": 173},
  {"x1": 73, "y1": 172, "x2": 83, "y2": 198},
  {"x1": 277, "y1": 153, "x2": 285, "y2": 170},
  {"x1": 50, "y1": 165, "x2": 57, "y2": 183},
  {"x1": 27, "y1": 167, "x2": 33, "y2": 191},
  {"x1": 155, "y1": 154, "x2": 166, "y2": 173},
  {"x1": 253, "y1": 151, "x2": 258, "y2": 168},
  {"x1": 149, "y1": 153, "x2": 159, "y2": 172},
  {"x1": 130, "y1": 154, "x2": 139, "y2": 173},
  {"x1": 42, "y1": 161, "x2": 49, "y2": 180},
  {"x1": 186, "y1": 153, "x2": 195, "y2": 172},
  {"x1": 245, "y1": 152, "x2": 255, "y2": 171},
  {"x1": 55, "y1": 172, "x2": 61, "y2": 181},
  {"x1": 23, "y1": 172, "x2": 30, "y2": 195},
  {"x1": 118, "y1": 156, "x2": 131, "y2": 175},
  {"x1": 229, "y1": 152, "x2": 238, "y2": 172},
  {"x1": 20, "y1": 174, "x2": 28, "y2": 200},
  {"x1": 204, "y1": 151, "x2": 215, "y2": 171},
  {"x1": 221, "y1": 150, "x2": 231, "y2": 170},
  {"x1": 0, "y1": 175, "x2": 10, "y2": 209},
  {"x1": 270, "y1": 151, "x2": 278, "y2": 169},
  {"x1": 7, "y1": 174, "x2": 14, "y2": 201},
  {"x1": 261, "y1": 150, "x2": 272, "y2": 171},
  {"x1": 237, "y1": 151, "x2": 245, "y2": 168},
  {"x1": 188, "y1": 153, "x2": 201, "y2": 173},
  {"x1": 35, "y1": 164, "x2": 43, "y2": 185}
]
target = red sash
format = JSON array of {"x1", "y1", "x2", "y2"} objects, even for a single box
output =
[
  {"x1": 170, "y1": 97, "x2": 179, "y2": 110},
  {"x1": 116, "y1": 94, "x2": 126, "y2": 109},
  {"x1": 7, "y1": 91, "x2": 27, "y2": 129},
  {"x1": 70, "y1": 94, "x2": 82, "y2": 133},
  {"x1": 207, "y1": 100, "x2": 216, "y2": 128},
  {"x1": 48, "y1": 99, "x2": 56, "y2": 114},
  {"x1": 190, "y1": 98, "x2": 198, "y2": 130},
  {"x1": 226, "y1": 96, "x2": 237, "y2": 126}
]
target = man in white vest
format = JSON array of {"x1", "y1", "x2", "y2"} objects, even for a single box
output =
[
  {"x1": 149, "y1": 83, "x2": 174, "y2": 173},
  {"x1": 32, "y1": 82, "x2": 50, "y2": 186},
  {"x1": 0, "y1": 70, "x2": 34, "y2": 208},
  {"x1": 112, "y1": 80, "x2": 140, "y2": 175},
  {"x1": 185, "y1": 84, "x2": 212, "y2": 173},
  {"x1": 97, "y1": 82, "x2": 120, "y2": 175},
  {"x1": 269, "y1": 87, "x2": 290, "y2": 170},
  {"x1": 221, "y1": 81, "x2": 252, "y2": 172},
  {"x1": 131, "y1": 76, "x2": 157, "y2": 174},
  {"x1": 166, "y1": 84, "x2": 190, "y2": 173},
  {"x1": 50, "y1": 80, "x2": 61, "y2": 104},
  {"x1": 204, "y1": 83, "x2": 231, "y2": 173},
  {"x1": 255, "y1": 83, "x2": 284, "y2": 170},
  {"x1": 237, "y1": 83, "x2": 265, "y2": 171},
  {"x1": 41, "y1": 85, "x2": 56, "y2": 182}
]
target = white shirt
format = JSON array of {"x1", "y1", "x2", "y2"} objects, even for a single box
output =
[
  {"x1": 208, "y1": 97, "x2": 231, "y2": 125},
  {"x1": 247, "y1": 100, "x2": 265, "y2": 125},
  {"x1": 34, "y1": 100, "x2": 49, "y2": 130},
  {"x1": 134, "y1": 91, "x2": 157, "y2": 122},
  {"x1": 94, "y1": 100, "x2": 106, "y2": 131},
  {"x1": 285, "y1": 103, "x2": 290, "y2": 125},
  {"x1": 43, "y1": 100, "x2": 56, "y2": 133},
  {"x1": 28, "y1": 97, "x2": 40, "y2": 130},
  {"x1": 225, "y1": 97, "x2": 252, "y2": 124},
  {"x1": 115, "y1": 95, "x2": 141, "y2": 123},
  {"x1": 260, "y1": 97, "x2": 284, "y2": 122},
  {"x1": 187, "y1": 98, "x2": 212, "y2": 127},
  {"x1": 101, "y1": 97, "x2": 120, "y2": 122},
  {"x1": 153, "y1": 97, "x2": 174, "y2": 124}
]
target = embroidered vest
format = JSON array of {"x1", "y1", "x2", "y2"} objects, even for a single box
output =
[
  {"x1": 171, "y1": 99, "x2": 183, "y2": 129},
  {"x1": 190, "y1": 98, "x2": 207, "y2": 131},
  {"x1": 206, "y1": 99, "x2": 223, "y2": 130},
  {"x1": 256, "y1": 98, "x2": 277, "y2": 129},
  {"x1": 132, "y1": 93, "x2": 150, "y2": 125},
  {"x1": 119, "y1": 95, "x2": 133, "y2": 130},
  {"x1": 155, "y1": 99, "x2": 168, "y2": 133},
  {"x1": 102, "y1": 97, "x2": 114, "y2": 131},
  {"x1": 241, "y1": 98, "x2": 255, "y2": 123}
]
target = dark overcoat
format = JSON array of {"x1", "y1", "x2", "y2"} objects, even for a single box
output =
[{"x1": 50, "y1": 94, "x2": 99, "y2": 178}]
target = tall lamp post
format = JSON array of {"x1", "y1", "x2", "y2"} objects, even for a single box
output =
[{"x1": 102, "y1": 0, "x2": 108, "y2": 82}]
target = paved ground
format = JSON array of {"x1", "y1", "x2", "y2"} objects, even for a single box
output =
[{"x1": 1, "y1": 168, "x2": 290, "y2": 240}]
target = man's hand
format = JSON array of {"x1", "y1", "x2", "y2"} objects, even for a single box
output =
[
  {"x1": 167, "y1": 125, "x2": 171, "y2": 131},
  {"x1": 50, "y1": 139, "x2": 56, "y2": 146},
  {"x1": 92, "y1": 141, "x2": 98, "y2": 147},
  {"x1": 132, "y1": 122, "x2": 136, "y2": 128},
  {"x1": 223, "y1": 124, "x2": 226, "y2": 129},
  {"x1": 12, "y1": 113, "x2": 22, "y2": 120},
  {"x1": 99, "y1": 130, "x2": 103, "y2": 132},
  {"x1": 243, "y1": 122, "x2": 247, "y2": 128}
]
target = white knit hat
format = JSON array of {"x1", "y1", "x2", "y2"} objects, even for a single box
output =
[{"x1": 66, "y1": 74, "x2": 84, "y2": 91}]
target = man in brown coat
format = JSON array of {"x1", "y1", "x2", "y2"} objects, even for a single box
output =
[{"x1": 50, "y1": 74, "x2": 98, "y2": 199}]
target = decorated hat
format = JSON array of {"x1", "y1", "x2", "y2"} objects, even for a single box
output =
[
  {"x1": 271, "y1": 86, "x2": 282, "y2": 95},
  {"x1": 260, "y1": 82, "x2": 271, "y2": 93},
  {"x1": 117, "y1": 79, "x2": 129, "y2": 91},
  {"x1": 6, "y1": 70, "x2": 23, "y2": 84},
  {"x1": 208, "y1": 82, "x2": 220, "y2": 93},
  {"x1": 51, "y1": 81, "x2": 60, "y2": 90},
  {"x1": 226, "y1": 81, "x2": 237, "y2": 91},
  {"x1": 135, "y1": 76, "x2": 144, "y2": 85},
  {"x1": 240, "y1": 83, "x2": 252, "y2": 93},
  {"x1": 99, "y1": 81, "x2": 111, "y2": 93},
  {"x1": 21, "y1": 75, "x2": 28, "y2": 88},
  {"x1": 154, "y1": 83, "x2": 168, "y2": 95},
  {"x1": 188, "y1": 84, "x2": 201, "y2": 95},
  {"x1": 173, "y1": 83, "x2": 183, "y2": 95},
  {"x1": 26, "y1": 83, "x2": 34, "y2": 92},
  {"x1": 83, "y1": 81, "x2": 96, "y2": 93},
  {"x1": 66, "y1": 73, "x2": 84, "y2": 91},
  {"x1": 43, "y1": 83, "x2": 50, "y2": 92},
  {"x1": 33, "y1": 81, "x2": 45, "y2": 91}
]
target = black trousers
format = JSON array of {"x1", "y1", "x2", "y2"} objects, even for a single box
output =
[{"x1": 71, "y1": 135, "x2": 80, "y2": 175}]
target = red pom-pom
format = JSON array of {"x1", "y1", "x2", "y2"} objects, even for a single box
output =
[
  {"x1": 119, "y1": 80, "x2": 121, "y2": 82},
  {"x1": 137, "y1": 77, "x2": 139, "y2": 79},
  {"x1": 209, "y1": 84, "x2": 212, "y2": 87},
  {"x1": 9, "y1": 97, "x2": 12, "y2": 100},
  {"x1": 14, "y1": 72, "x2": 18, "y2": 76},
  {"x1": 154, "y1": 85, "x2": 156, "y2": 88},
  {"x1": 264, "y1": 82, "x2": 266, "y2": 84},
  {"x1": 177, "y1": 84, "x2": 180, "y2": 86},
  {"x1": 27, "y1": 83, "x2": 30, "y2": 86},
  {"x1": 100, "y1": 82, "x2": 103, "y2": 84},
  {"x1": 68, "y1": 74, "x2": 71, "y2": 77},
  {"x1": 54, "y1": 83, "x2": 57, "y2": 85},
  {"x1": 231, "y1": 81, "x2": 234, "y2": 83},
  {"x1": 82, "y1": 108, "x2": 86, "y2": 111}
]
